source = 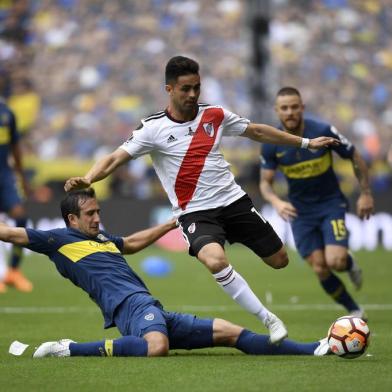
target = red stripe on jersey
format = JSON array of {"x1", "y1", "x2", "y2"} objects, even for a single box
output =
[{"x1": 175, "y1": 108, "x2": 224, "y2": 210}]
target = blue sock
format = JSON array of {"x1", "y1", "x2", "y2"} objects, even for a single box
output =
[
  {"x1": 9, "y1": 217, "x2": 27, "y2": 268},
  {"x1": 69, "y1": 336, "x2": 148, "y2": 357},
  {"x1": 236, "y1": 330, "x2": 318, "y2": 355},
  {"x1": 320, "y1": 273, "x2": 359, "y2": 312},
  {"x1": 345, "y1": 253, "x2": 353, "y2": 271}
]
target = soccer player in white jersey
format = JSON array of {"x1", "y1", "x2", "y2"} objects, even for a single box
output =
[{"x1": 65, "y1": 56, "x2": 338, "y2": 344}]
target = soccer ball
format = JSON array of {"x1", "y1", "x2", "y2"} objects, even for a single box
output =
[{"x1": 327, "y1": 316, "x2": 370, "y2": 359}]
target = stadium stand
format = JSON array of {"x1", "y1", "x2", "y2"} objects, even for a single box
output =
[{"x1": 0, "y1": 0, "x2": 390, "y2": 199}]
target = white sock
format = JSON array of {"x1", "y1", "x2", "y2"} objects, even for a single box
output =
[{"x1": 213, "y1": 265, "x2": 271, "y2": 324}]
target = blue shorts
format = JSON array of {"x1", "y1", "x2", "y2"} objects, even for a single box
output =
[
  {"x1": 0, "y1": 171, "x2": 22, "y2": 212},
  {"x1": 291, "y1": 201, "x2": 349, "y2": 258},
  {"x1": 113, "y1": 294, "x2": 213, "y2": 350}
]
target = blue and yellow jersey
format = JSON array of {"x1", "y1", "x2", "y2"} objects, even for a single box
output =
[
  {"x1": 26, "y1": 227, "x2": 150, "y2": 329},
  {"x1": 0, "y1": 101, "x2": 19, "y2": 171},
  {"x1": 261, "y1": 118, "x2": 355, "y2": 212}
]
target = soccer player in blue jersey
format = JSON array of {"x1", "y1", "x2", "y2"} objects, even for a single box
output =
[
  {"x1": 0, "y1": 98, "x2": 32, "y2": 293},
  {"x1": 259, "y1": 87, "x2": 374, "y2": 319},
  {"x1": 2, "y1": 188, "x2": 329, "y2": 357}
]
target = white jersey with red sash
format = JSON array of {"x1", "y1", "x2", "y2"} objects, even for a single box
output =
[{"x1": 120, "y1": 104, "x2": 249, "y2": 217}]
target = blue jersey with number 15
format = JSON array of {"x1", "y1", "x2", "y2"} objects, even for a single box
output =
[{"x1": 261, "y1": 118, "x2": 355, "y2": 212}]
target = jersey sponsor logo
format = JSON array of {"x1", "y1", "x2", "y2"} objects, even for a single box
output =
[
  {"x1": 58, "y1": 240, "x2": 121, "y2": 262},
  {"x1": 188, "y1": 222, "x2": 196, "y2": 233},
  {"x1": 167, "y1": 135, "x2": 177, "y2": 143},
  {"x1": 144, "y1": 313, "x2": 155, "y2": 321},
  {"x1": 174, "y1": 108, "x2": 224, "y2": 210},
  {"x1": 276, "y1": 151, "x2": 287, "y2": 158},
  {"x1": 279, "y1": 152, "x2": 332, "y2": 179}
]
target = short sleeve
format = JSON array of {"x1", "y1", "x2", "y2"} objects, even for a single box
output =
[
  {"x1": 101, "y1": 231, "x2": 124, "y2": 253},
  {"x1": 260, "y1": 144, "x2": 278, "y2": 170},
  {"x1": 221, "y1": 108, "x2": 250, "y2": 136},
  {"x1": 327, "y1": 125, "x2": 355, "y2": 159},
  {"x1": 25, "y1": 229, "x2": 58, "y2": 255},
  {"x1": 119, "y1": 121, "x2": 155, "y2": 158}
]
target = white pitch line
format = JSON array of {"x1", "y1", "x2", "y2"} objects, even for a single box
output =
[
  {"x1": 1, "y1": 304, "x2": 392, "y2": 314},
  {"x1": 176, "y1": 304, "x2": 392, "y2": 312}
]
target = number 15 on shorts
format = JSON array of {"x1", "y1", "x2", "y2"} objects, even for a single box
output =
[{"x1": 331, "y1": 219, "x2": 347, "y2": 241}]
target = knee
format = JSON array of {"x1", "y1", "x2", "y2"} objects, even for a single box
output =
[
  {"x1": 147, "y1": 341, "x2": 169, "y2": 357},
  {"x1": 145, "y1": 332, "x2": 169, "y2": 357},
  {"x1": 204, "y1": 257, "x2": 228, "y2": 273},
  {"x1": 326, "y1": 255, "x2": 347, "y2": 271},
  {"x1": 197, "y1": 243, "x2": 228, "y2": 273},
  {"x1": 212, "y1": 318, "x2": 243, "y2": 347},
  {"x1": 273, "y1": 255, "x2": 289, "y2": 269},
  {"x1": 268, "y1": 250, "x2": 289, "y2": 269},
  {"x1": 312, "y1": 263, "x2": 330, "y2": 278},
  {"x1": 308, "y1": 258, "x2": 330, "y2": 278}
]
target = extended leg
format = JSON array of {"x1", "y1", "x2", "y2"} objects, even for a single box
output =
[{"x1": 198, "y1": 243, "x2": 287, "y2": 344}]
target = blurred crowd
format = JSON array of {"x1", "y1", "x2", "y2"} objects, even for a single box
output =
[
  {"x1": 26, "y1": 0, "x2": 249, "y2": 161},
  {"x1": 1, "y1": 0, "x2": 391, "y2": 200},
  {"x1": 270, "y1": 0, "x2": 392, "y2": 161},
  {"x1": 269, "y1": 0, "x2": 392, "y2": 195}
]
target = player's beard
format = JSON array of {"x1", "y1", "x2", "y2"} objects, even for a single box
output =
[
  {"x1": 283, "y1": 117, "x2": 302, "y2": 133},
  {"x1": 178, "y1": 101, "x2": 198, "y2": 120}
]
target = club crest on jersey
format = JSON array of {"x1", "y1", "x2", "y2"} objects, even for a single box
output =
[
  {"x1": 203, "y1": 122, "x2": 214, "y2": 137},
  {"x1": 144, "y1": 313, "x2": 155, "y2": 321},
  {"x1": 188, "y1": 223, "x2": 196, "y2": 233}
]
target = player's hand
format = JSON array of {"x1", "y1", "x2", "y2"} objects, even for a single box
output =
[
  {"x1": 356, "y1": 192, "x2": 374, "y2": 220},
  {"x1": 274, "y1": 200, "x2": 298, "y2": 221},
  {"x1": 64, "y1": 177, "x2": 91, "y2": 192},
  {"x1": 308, "y1": 137, "x2": 340, "y2": 149},
  {"x1": 166, "y1": 218, "x2": 178, "y2": 230}
]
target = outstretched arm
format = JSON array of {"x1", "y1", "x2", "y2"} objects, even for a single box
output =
[
  {"x1": 0, "y1": 222, "x2": 29, "y2": 246},
  {"x1": 243, "y1": 123, "x2": 339, "y2": 149},
  {"x1": 64, "y1": 148, "x2": 132, "y2": 192},
  {"x1": 259, "y1": 169, "x2": 297, "y2": 221},
  {"x1": 122, "y1": 219, "x2": 177, "y2": 254},
  {"x1": 351, "y1": 149, "x2": 374, "y2": 219}
]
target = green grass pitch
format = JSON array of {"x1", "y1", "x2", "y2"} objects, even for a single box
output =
[{"x1": 1, "y1": 246, "x2": 391, "y2": 391}]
